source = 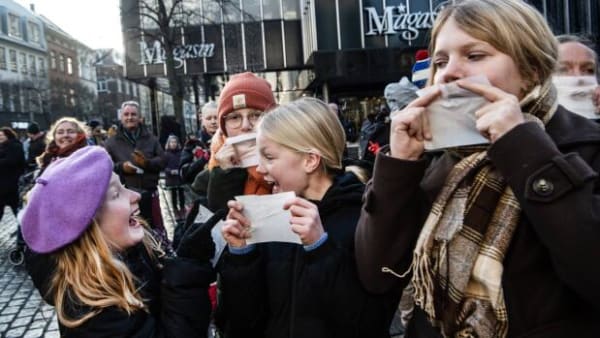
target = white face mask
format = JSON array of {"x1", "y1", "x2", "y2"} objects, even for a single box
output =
[
  {"x1": 553, "y1": 75, "x2": 598, "y2": 119},
  {"x1": 417, "y1": 75, "x2": 491, "y2": 151}
]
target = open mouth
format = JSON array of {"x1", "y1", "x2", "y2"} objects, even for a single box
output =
[
  {"x1": 265, "y1": 179, "x2": 280, "y2": 193},
  {"x1": 129, "y1": 209, "x2": 142, "y2": 228}
]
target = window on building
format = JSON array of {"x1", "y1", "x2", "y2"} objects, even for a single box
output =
[
  {"x1": 28, "y1": 22, "x2": 41, "y2": 43},
  {"x1": 29, "y1": 55, "x2": 36, "y2": 76},
  {"x1": 242, "y1": 0, "x2": 261, "y2": 21},
  {"x1": 125, "y1": 81, "x2": 130, "y2": 95},
  {"x1": 117, "y1": 79, "x2": 122, "y2": 93},
  {"x1": 202, "y1": 0, "x2": 222, "y2": 24},
  {"x1": 9, "y1": 50, "x2": 18, "y2": 72},
  {"x1": 38, "y1": 57, "x2": 46, "y2": 77},
  {"x1": 69, "y1": 89, "x2": 76, "y2": 106},
  {"x1": 50, "y1": 51, "x2": 56, "y2": 69},
  {"x1": 67, "y1": 57, "x2": 73, "y2": 75},
  {"x1": 19, "y1": 52, "x2": 27, "y2": 74},
  {"x1": 97, "y1": 79, "x2": 108, "y2": 92},
  {"x1": 59, "y1": 54, "x2": 65, "y2": 72},
  {"x1": 282, "y1": 0, "x2": 299, "y2": 20},
  {"x1": 8, "y1": 14, "x2": 22, "y2": 38},
  {"x1": 132, "y1": 83, "x2": 137, "y2": 97},
  {"x1": 223, "y1": 0, "x2": 242, "y2": 23},
  {"x1": 0, "y1": 47, "x2": 6, "y2": 70},
  {"x1": 263, "y1": 0, "x2": 282, "y2": 20}
]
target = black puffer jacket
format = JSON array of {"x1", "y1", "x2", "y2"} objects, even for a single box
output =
[
  {"x1": 216, "y1": 172, "x2": 400, "y2": 338},
  {"x1": 26, "y1": 243, "x2": 213, "y2": 337}
]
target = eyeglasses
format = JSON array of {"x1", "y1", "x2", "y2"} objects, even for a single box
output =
[{"x1": 223, "y1": 111, "x2": 263, "y2": 129}]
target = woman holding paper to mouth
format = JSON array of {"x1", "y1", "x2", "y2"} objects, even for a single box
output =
[
  {"x1": 217, "y1": 98, "x2": 400, "y2": 338},
  {"x1": 205, "y1": 72, "x2": 276, "y2": 213},
  {"x1": 355, "y1": 1, "x2": 600, "y2": 337}
]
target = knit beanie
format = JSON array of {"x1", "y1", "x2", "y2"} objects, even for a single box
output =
[
  {"x1": 412, "y1": 49, "x2": 431, "y2": 89},
  {"x1": 217, "y1": 72, "x2": 276, "y2": 136},
  {"x1": 27, "y1": 122, "x2": 40, "y2": 134}
]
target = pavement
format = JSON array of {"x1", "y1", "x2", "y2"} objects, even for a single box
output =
[{"x1": 0, "y1": 183, "x2": 187, "y2": 337}]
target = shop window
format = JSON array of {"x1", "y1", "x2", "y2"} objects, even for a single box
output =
[
  {"x1": 202, "y1": 0, "x2": 222, "y2": 24},
  {"x1": 223, "y1": 0, "x2": 241, "y2": 23},
  {"x1": 8, "y1": 14, "x2": 22, "y2": 38},
  {"x1": 242, "y1": 0, "x2": 261, "y2": 22},
  {"x1": 0, "y1": 47, "x2": 6, "y2": 70},
  {"x1": 263, "y1": 0, "x2": 282, "y2": 20},
  {"x1": 282, "y1": 0, "x2": 299, "y2": 20}
]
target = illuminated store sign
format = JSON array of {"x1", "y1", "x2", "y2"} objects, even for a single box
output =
[
  {"x1": 364, "y1": 2, "x2": 448, "y2": 41},
  {"x1": 139, "y1": 40, "x2": 215, "y2": 69}
]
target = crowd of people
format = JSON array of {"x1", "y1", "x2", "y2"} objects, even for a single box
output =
[{"x1": 1, "y1": 0, "x2": 599, "y2": 337}]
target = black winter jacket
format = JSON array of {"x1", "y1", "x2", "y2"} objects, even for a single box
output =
[
  {"x1": 0, "y1": 139, "x2": 25, "y2": 197},
  {"x1": 356, "y1": 106, "x2": 600, "y2": 337},
  {"x1": 25, "y1": 243, "x2": 213, "y2": 337},
  {"x1": 217, "y1": 173, "x2": 400, "y2": 338}
]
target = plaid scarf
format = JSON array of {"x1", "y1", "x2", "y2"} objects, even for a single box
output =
[{"x1": 409, "y1": 81, "x2": 558, "y2": 337}]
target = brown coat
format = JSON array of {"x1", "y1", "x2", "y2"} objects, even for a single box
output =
[{"x1": 355, "y1": 107, "x2": 600, "y2": 337}]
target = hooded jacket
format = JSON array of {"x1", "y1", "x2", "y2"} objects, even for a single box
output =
[{"x1": 217, "y1": 172, "x2": 400, "y2": 338}]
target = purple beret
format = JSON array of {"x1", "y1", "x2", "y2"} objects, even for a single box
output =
[{"x1": 21, "y1": 146, "x2": 113, "y2": 253}]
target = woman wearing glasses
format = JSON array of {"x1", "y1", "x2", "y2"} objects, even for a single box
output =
[{"x1": 205, "y1": 72, "x2": 276, "y2": 213}]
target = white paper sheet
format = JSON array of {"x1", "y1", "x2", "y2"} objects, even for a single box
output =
[
  {"x1": 417, "y1": 75, "x2": 491, "y2": 150},
  {"x1": 553, "y1": 75, "x2": 599, "y2": 119},
  {"x1": 235, "y1": 192, "x2": 301, "y2": 245},
  {"x1": 225, "y1": 132, "x2": 259, "y2": 168}
]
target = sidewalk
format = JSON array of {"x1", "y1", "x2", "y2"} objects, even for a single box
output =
[{"x1": 0, "y1": 183, "x2": 182, "y2": 337}]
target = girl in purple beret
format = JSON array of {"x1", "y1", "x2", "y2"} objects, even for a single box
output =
[{"x1": 21, "y1": 146, "x2": 220, "y2": 337}]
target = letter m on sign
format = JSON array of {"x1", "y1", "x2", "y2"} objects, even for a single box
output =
[{"x1": 364, "y1": 6, "x2": 396, "y2": 36}]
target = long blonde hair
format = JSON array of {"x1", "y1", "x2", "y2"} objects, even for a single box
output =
[
  {"x1": 50, "y1": 219, "x2": 160, "y2": 328},
  {"x1": 258, "y1": 97, "x2": 346, "y2": 176}
]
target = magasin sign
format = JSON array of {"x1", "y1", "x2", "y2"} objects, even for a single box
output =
[
  {"x1": 138, "y1": 40, "x2": 215, "y2": 69},
  {"x1": 364, "y1": 2, "x2": 448, "y2": 41}
]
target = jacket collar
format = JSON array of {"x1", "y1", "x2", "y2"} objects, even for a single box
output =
[{"x1": 546, "y1": 105, "x2": 600, "y2": 147}]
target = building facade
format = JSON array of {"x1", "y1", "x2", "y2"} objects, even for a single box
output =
[
  {"x1": 120, "y1": 0, "x2": 600, "y2": 134},
  {"x1": 0, "y1": 1, "x2": 48, "y2": 130}
]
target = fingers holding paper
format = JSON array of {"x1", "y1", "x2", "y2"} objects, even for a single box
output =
[
  {"x1": 389, "y1": 88, "x2": 439, "y2": 160},
  {"x1": 283, "y1": 197, "x2": 324, "y2": 246},
  {"x1": 222, "y1": 200, "x2": 251, "y2": 248},
  {"x1": 215, "y1": 143, "x2": 240, "y2": 169},
  {"x1": 457, "y1": 80, "x2": 525, "y2": 143}
]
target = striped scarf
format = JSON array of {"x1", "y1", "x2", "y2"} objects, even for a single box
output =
[{"x1": 409, "y1": 80, "x2": 558, "y2": 337}]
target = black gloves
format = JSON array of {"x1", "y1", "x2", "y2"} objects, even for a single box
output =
[{"x1": 176, "y1": 209, "x2": 226, "y2": 262}]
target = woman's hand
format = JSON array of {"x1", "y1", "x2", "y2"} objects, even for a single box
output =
[
  {"x1": 215, "y1": 143, "x2": 239, "y2": 169},
  {"x1": 222, "y1": 200, "x2": 251, "y2": 248},
  {"x1": 389, "y1": 89, "x2": 440, "y2": 160},
  {"x1": 283, "y1": 197, "x2": 324, "y2": 246},
  {"x1": 457, "y1": 81, "x2": 525, "y2": 143}
]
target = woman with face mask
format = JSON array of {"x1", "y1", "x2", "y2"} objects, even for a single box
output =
[
  {"x1": 355, "y1": 1, "x2": 600, "y2": 337},
  {"x1": 554, "y1": 34, "x2": 600, "y2": 118},
  {"x1": 217, "y1": 97, "x2": 399, "y2": 338}
]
